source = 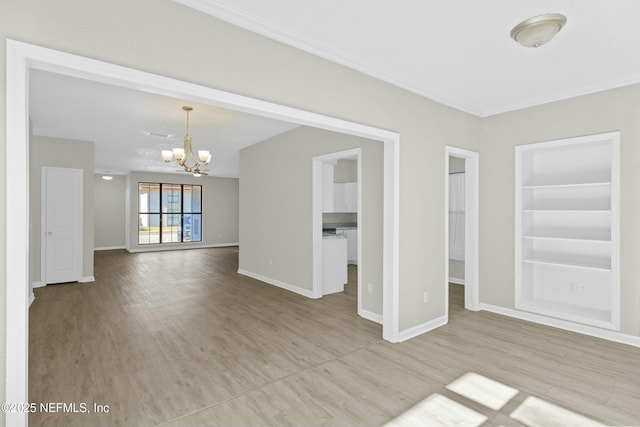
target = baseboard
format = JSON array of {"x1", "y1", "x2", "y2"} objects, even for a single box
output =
[
  {"x1": 32, "y1": 281, "x2": 45, "y2": 289},
  {"x1": 237, "y1": 269, "x2": 317, "y2": 299},
  {"x1": 29, "y1": 291, "x2": 35, "y2": 307},
  {"x1": 79, "y1": 276, "x2": 95, "y2": 283},
  {"x1": 480, "y1": 304, "x2": 640, "y2": 349},
  {"x1": 94, "y1": 245, "x2": 126, "y2": 251},
  {"x1": 127, "y1": 243, "x2": 239, "y2": 253},
  {"x1": 448, "y1": 277, "x2": 465, "y2": 285},
  {"x1": 359, "y1": 308, "x2": 383, "y2": 324},
  {"x1": 398, "y1": 315, "x2": 448, "y2": 342}
]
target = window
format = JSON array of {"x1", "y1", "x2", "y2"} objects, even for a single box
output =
[{"x1": 138, "y1": 182, "x2": 202, "y2": 245}]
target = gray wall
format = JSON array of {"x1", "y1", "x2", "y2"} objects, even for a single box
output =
[
  {"x1": 29, "y1": 136, "x2": 95, "y2": 287},
  {"x1": 334, "y1": 159, "x2": 357, "y2": 182},
  {"x1": 481, "y1": 84, "x2": 640, "y2": 336},
  {"x1": 240, "y1": 126, "x2": 384, "y2": 314},
  {"x1": 449, "y1": 156, "x2": 465, "y2": 174},
  {"x1": 94, "y1": 174, "x2": 126, "y2": 249},
  {"x1": 126, "y1": 172, "x2": 239, "y2": 251}
]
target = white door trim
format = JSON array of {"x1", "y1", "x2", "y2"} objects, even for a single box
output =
[
  {"x1": 445, "y1": 146, "x2": 480, "y2": 315},
  {"x1": 312, "y1": 149, "x2": 363, "y2": 312},
  {"x1": 6, "y1": 39, "x2": 400, "y2": 426}
]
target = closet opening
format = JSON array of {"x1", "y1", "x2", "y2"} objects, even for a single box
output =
[
  {"x1": 448, "y1": 154, "x2": 466, "y2": 314},
  {"x1": 445, "y1": 146, "x2": 480, "y2": 318}
]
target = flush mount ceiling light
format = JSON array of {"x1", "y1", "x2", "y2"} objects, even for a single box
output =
[
  {"x1": 510, "y1": 13, "x2": 567, "y2": 48},
  {"x1": 101, "y1": 175, "x2": 113, "y2": 181},
  {"x1": 161, "y1": 106, "x2": 211, "y2": 177}
]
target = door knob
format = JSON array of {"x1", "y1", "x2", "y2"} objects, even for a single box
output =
[{"x1": 47, "y1": 231, "x2": 53, "y2": 236}]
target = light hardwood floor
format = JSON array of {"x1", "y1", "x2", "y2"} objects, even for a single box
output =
[{"x1": 30, "y1": 248, "x2": 640, "y2": 426}]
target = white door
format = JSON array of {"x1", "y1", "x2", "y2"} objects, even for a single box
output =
[{"x1": 43, "y1": 167, "x2": 83, "y2": 284}]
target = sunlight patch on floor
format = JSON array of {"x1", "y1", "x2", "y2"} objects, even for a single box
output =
[
  {"x1": 384, "y1": 393, "x2": 487, "y2": 427},
  {"x1": 384, "y1": 372, "x2": 605, "y2": 427},
  {"x1": 510, "y1": 396, "x2": 605, "y2": 427},
  {"x1": 446, "y1": 372, "x2": 519, "y2": 410}
]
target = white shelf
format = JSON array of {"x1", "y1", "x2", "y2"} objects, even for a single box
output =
[
  {"x1": 522, "y1": 234, "x2": 610, "y2": 243},
  {"x1": 522, "y1": 182, "x2": 611, "y2": 190},
  {"x1": 522, "y1": 209, "x2": 610, "y2": 213},
  {"x1": 515, "y1": 132, "x2": 619, "y2": 331},
  {"x1": 518, "y1": 299, "x2": 614, "y2": 329},
  {"x1": 522, "y1": 257, "x2": 611, "y2": 271}
]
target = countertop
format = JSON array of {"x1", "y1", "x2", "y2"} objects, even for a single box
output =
[
  {"x1": 323, "y1": 222, "x2": 357, "y2": 229},
  {"x1": 323, "y1": 233, "x2": 347, "y2": 239}
]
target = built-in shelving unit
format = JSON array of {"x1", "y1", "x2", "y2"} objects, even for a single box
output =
[{"x1": 515, "y1": 131, "x2": 620, "y2": 330}]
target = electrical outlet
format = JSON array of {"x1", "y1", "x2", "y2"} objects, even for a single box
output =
[
  {"x1": 569, "y1": 281, "x2": 577, "y2": 292},
  {"x1": 367, "y1": 283, "x2": 373, "y2": 293},
  {"x1": 424, "y1": 291, "x2": 429, "y2": 304},
  {"x1": 268, "y1": 258, "x2": 273, "y2": 267}
]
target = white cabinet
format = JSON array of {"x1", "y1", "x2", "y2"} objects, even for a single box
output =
[
  {"x1": 333, "y1": 182, "x2": 357, "y2": 212},
  {"x1": 322, "y1": 236, "x2": 347, "y2": 295},
  {"x1": 323, "y1": 164, "x2": 334, "y2": 212},
  {"x1": 344, "y1": 182, "x2": 357, "y2": 212},
  {"x1": 342, "y1": 228, "x2": 358, "y2": 264},
  {"x1": 515, "y1": 131, "x2": 620, "y2": 330},
  {"x1": 333, "y1": 182, "x2": 345, "y2": 212}
]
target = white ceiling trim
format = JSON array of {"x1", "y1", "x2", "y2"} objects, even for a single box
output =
[
  {"x1": 176, "y1": 0, "x2": 640, "y2": 117},
  {"x1": 480, "y1": 72, "x2": 640, "y2": 117},
  {"x1": 174, "y1": 0, "x2": 480, "y2": 116}
]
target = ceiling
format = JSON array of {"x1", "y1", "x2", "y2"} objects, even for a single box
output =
[
  {"x1": 177, "y1": 0, "x2": 640, "y2": 116},
  {"x1": 29, "y1": 70, "x2": 300, "y2": 177}
]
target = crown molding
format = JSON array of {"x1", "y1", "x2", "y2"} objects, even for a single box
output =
[
  {"x1": 173, "y1": 0, "x2": 482, "y2": 116},
  {"x1": 175, "y1": 0, "x2": 640, "y2": 118}
]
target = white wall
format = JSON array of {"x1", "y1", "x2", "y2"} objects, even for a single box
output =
[
  {"x1": 126, "y1": 171, "x2": 239, "y2": 251},
  {"x1": 94, "y1": 174, "x2": 126, "y2": 249},
  {"x1": 240, "y1": 126, "x2": 384, "y2": 314},
  {"x1": 481, "y1": 83, "x2": 640, "y2": 336},
  {"x1": 29, "y1": 136, "x2": 95, "y2": 286}
]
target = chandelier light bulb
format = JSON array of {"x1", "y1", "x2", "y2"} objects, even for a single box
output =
[
  {"x1": 161, "y1": 150, "x2": 173, "y2": 163},
  {"x1": 172, "y1": 148, "x2": 185, "y2": 161},
  {"x1": 198, "y1": 150, "x2": 210, "y2": 163}
]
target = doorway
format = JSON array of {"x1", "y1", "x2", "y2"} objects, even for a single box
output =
[
  {"x1": 6, "y1": 40, "x2": 401, "y2": 425},
  {"x1": 312, "y1": 149, "x2": 367, "y2": 319},
  {"x1": 445, "y1": 146, "x2": 480, "y2": 318}
]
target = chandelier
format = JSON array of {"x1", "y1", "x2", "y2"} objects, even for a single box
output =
[{"x1": 161, "y1": 106, "x2": 211, "y2": 177}]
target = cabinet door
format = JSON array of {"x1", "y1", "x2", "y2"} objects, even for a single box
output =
[
  {"x1": 344, "y1": 182, "x2": 357, "y2": 212},
  {"x1": 346, "y1": 229, "x2": 358, "y2": 264},
  {"x1": 323, "y1": 164, "x2": 334, "y2": 212},
  {"x1": 333, "y1": 183, "x2": 346, "y2": 212}
]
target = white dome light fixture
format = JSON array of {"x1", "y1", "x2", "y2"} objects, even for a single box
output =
[{"x1": 511, "y1": 13, "x2": 567, "y2": 48}]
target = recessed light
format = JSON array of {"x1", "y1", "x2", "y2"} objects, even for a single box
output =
[{"x1": 102, "y1": 175, "x2": 113, "y2": 181}]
